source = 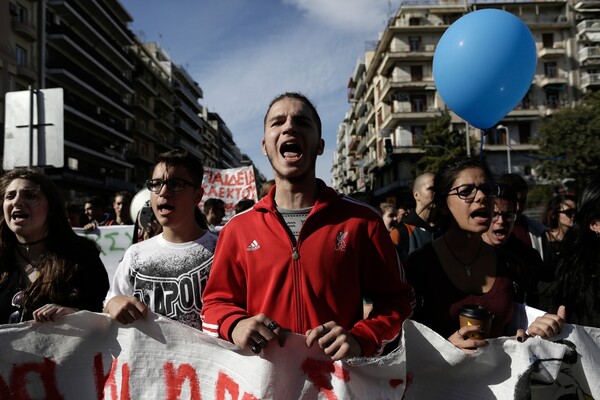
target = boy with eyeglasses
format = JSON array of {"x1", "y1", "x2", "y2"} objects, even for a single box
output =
[{"x1": 104, "y1": 148, "x2": 217, "y2": 329}]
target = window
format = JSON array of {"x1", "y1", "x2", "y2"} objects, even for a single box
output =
[
  {"x1": 15, "y1": 45, "x2": 27, "y2": 66},
  {"x1": 16, "y1": 3, "x2": 28, "y2": 23},
  {"x1": 544, "y1": 62, "x2": 558, "y2": 78},
  {"x1": 546, "y1": 91, "x2": 559, "y2": 108},
  {"x1": 542, "y1": 33, "x2": 554, "y2": 49},
  {"x1": 411, "y1": 66, "x2": 423, "y2": 81},
  {"x1": 408, "y1": 36, "x2": 421, "y2": 52},
  {"x1": 518, "y1": 122, "x2": 531, "y2": 144},
  {"x1": 410, "y1": 94, "x2": 426, "y2": 112},
  {"x1": 408, "y1": 18, "x2": 421, "y2": 26},
  {"x1": 411, "y1": 125, "x2": 425, "y2": 144}
]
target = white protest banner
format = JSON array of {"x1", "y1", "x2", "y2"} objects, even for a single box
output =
[
  {"x1": 1, "y1": 314, "x2": 599, "y2": 399},
  {"x1": 74, "y1": 226, "x2": 133, "y2": 285},
  {"x1": 200, "y1": 166, "x2": 258, "y2": 219}
]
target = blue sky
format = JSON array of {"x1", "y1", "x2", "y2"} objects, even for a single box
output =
[{"x1": 120, "y1": 0, "x2": 402, "y2": 183}]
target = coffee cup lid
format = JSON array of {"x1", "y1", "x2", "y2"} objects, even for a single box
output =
[{"x1": 458, "y1": 304, "x2": 493, "y2": 320}]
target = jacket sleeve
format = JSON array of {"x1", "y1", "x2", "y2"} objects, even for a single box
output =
[
  {"x1": 349, "y1": 219, "x2": 415, "y2": 356},
  {"x1": 200, "y1": 226, "x2": 250, "y2": 341}
]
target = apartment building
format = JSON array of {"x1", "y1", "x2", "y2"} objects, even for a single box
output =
[
  {"x1": 334, "y1": 0, "x2": 590, "y2": 203},
  {"x1": 1, "y1": 0, "x2": 261, "y2": 204}
]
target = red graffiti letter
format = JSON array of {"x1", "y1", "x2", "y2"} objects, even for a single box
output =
[
  {"x1": 301, "y1": 358, "x2": 350, "y2": 400},
  {"x1": 164, "y1": 362, "x2": 201, "y2": 400},
  {"x1": 93, "y1": 353, "x2": 130, "y2": 400},
  {"x1": 11, "y1": 358, "x2": 63, "y2": 400}
]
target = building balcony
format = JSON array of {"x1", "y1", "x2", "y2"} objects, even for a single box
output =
[
  {"x1": 173, "y1": 66, "x2": 203, "y2": 98},
  {"x1": 133, "y1": 98, "x2": 156, "y2": 119},
  {"x1": 379, "y1": 108, "x2": 441, "y2": 132},
  {"x1": 48, "y1": 0, "x2": 132, "y2": 48},
  {"x1": 379, "y1": 46, "x2": 436, "y2": 74},
  {"x1": 581, "y1": 73, "x2": 600, "y2": 89},
  {"x1": 574, "y1": 0, "x2": 600, "y2": 10},
  {"x1": 48, "y1": 67, "x2": 133, "y2": 118},
  {"x1": 17, "y1": 63, "x2": 37, "y2": 82},
  {"x1": 380, "y1": 78, "x2": 435, "y2": 103},
  {"x1": 47, "y1": 34, "x2": 132, "y2": 93},
  {"x1": 577, "y1": 19, "x2": 600, "y2": 36},
  {"x1": 539, "y1": 73, "x2": 568, "y2": 88},
  {"x1": 538, "y1": 45, "x2": 566, "y2": 59},
  {"x1": 134, "y1": 74, "x2": 157, "y2": 96},
  {"x1": 579, "y1": 46, "x2": 600, "y2": 63},
  {"x1": 11, "y1": 19, "x2": 37, "y2": 41}
]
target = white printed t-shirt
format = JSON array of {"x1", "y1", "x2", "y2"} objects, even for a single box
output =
[{"x1": 106, "y1": 231, "x2": 217, "y2": 329}]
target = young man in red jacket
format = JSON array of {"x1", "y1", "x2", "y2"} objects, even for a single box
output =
[{"x1": 201, "y1": 92, "x2": 414, "y2": 360}]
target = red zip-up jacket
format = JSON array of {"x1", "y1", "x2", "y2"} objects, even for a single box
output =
[{"x1": 201, "y1": 180, "x2": 414, "y2": 356}]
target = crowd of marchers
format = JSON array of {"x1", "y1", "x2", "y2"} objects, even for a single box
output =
[{"x1": 1, "y1": 92, "x2": 598, "y2": 363}]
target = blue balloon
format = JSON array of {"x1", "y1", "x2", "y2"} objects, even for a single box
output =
[{"x1": 433, "y1": 9, "x2": 537, "y2": 129}]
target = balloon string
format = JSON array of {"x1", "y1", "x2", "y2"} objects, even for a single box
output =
[{"x1": 479, "y1": 129, "x2": 487, "y2": 161}]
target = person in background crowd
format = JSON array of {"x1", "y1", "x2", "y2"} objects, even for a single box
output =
[
  {"x1": 104, "y1": 148, "x2": 217, "y2": 329},
  {"x1": 107, "y1": 191, "x2": 133, "y2": 225},
  {"x1": 82, "y1": 196, "x2": 111, "y2": 231},
  {"x1": 392, "y1": 172, "x2": 440, "y2": 260},
  {"x1": 542, "y1": 194, "x2": 577, "y2": 263},
  {"x1": 404, "y1": 157, "x2": 564, "y2": 352},
  {"x1": 397, "y1": 205, "x2": 409, "y2": 222},
  {"x1": 0, "y1": 168, "x2": 109, "y2": 324},
  {"x1": 551, "y1": 174, "x2": 600, "y2": 327},
  {"x1": 379, "y1": 202, "x2": 399, "y2": 233},
  {"x1": 498, "y1": 174, "x2": 551, "y2": 263},
  {"x1": 234, "y1": 199, "x2": 255, "y2": 214},
  {"x1": 202, "y1": 92, "x2": 414, "y2": 360},
  {"x1": 258, "y1": 179, "x2": 275, "y2": 200},
  {"x1": 481, "y1": 183, "x2": 543, "y2": 308},
  {"x1": 65, "y1": 202, "x2": 84, "y2": 228},
  {"x1": 203, "y1": 198, "x2": 226, "y2": 235}
]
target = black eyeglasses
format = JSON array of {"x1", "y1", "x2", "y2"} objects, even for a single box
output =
[
  {"x1": 559, "y1": 208, "x2": 576, "y2": 218},
  {"x1": 9, "y1": 290, "x2": 25, "y2": 324},
  {"x1": 446, "y1": 183, "x2": 500, "y2": 202},
  {"x1": 145, "y1": 178, "x2": 196, "y2": 194},
  {"x1": 492, "y1": 211, "x2": 517, "y2": 222}
]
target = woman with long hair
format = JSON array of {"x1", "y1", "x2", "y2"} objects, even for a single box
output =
[
  {"x1": 0, "y1": 168, "x2": 109, "y2": 323},
  {"x1": 552, "y1": 174, "x2": 600, "y2": 327},
  {"x1": 542, "y1": 194, "x2": 577, "y2": 258},
  {"x1": 404, "y1": 157, "x2": 564, "y2": 351}
]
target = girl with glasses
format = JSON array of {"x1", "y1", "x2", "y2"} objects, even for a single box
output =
[
  {"x1": 0, "y1": 168, "x2": 109, "y2": 324},
  {"x1": 404, "y1": 157, "x2": 565, "y2": 352}
]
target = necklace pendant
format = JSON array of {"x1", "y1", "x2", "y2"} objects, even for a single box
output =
[{"x1": 465, "y1": 265, "x2": 471, "y2": 277}]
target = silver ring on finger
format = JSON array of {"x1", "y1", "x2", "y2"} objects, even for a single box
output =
[{"x1": 321, "y1": 324, "x2": 330, "y2": 335}]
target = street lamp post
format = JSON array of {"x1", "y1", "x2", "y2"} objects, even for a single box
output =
[{"x1": 497, "y1": 124, "x2": 511, "y2": 174}]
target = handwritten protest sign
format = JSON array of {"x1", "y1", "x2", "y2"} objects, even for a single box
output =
[
  {"x1": 1, "y1": 314, "x2": 599, "y2": 399},
  {"x1": 200, "y1": 166, "x2": 258, "y2": 219},
  {"x1": 74, "y1": 225, "x2": 133, "y2": 285}
]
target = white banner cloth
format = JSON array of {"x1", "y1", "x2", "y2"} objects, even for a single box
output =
[{"x1": 1, "y1": 313, "x2": 599, "y2": 399}]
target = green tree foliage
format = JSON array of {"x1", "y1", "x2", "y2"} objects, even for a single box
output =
[
  {"x1": 535, "y1": 91, "x2": 600, "y2": 183},
  {"x1": 415, "y1": 110, "x2": 473, "y2": 174}
]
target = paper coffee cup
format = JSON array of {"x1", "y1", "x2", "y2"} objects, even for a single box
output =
[{"x1": 458, "y1": 304, "x2": 493, "y2": 340}]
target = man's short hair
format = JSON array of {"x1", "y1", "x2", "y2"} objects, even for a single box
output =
[
  {"x1": 263, "y1": 92, "x2": 322, "y2": 138},
  {"x1": 154, "y1": 147, "x2": 204, "y2": 186},
  {"x1": 203, "y1": 198, "x2": 225, "y2": 214}
]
